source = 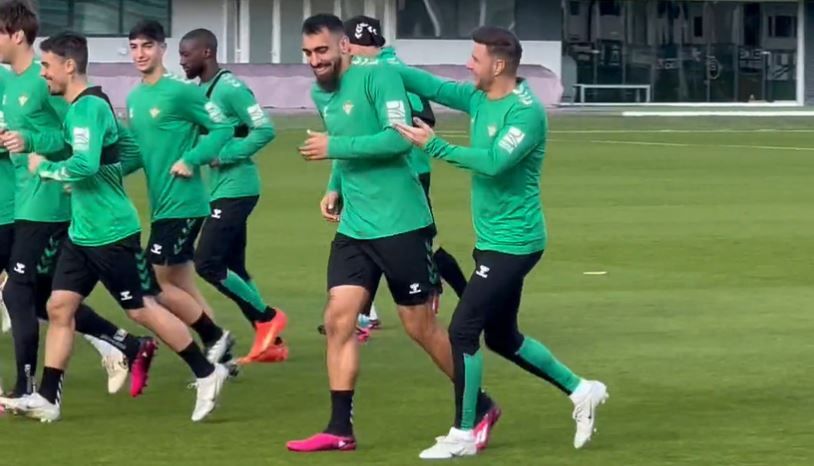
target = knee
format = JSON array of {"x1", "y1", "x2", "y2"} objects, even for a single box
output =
[
  {"x1": 46, "y1": 297, "x2": 74, "y2": 327},
  {"x1": 193, "y1": 253, "x2": 223, "y2": 283},
  {"x1": 323, "y1": 302, "x2": 358, "y2": 342},
  {"x1": 484, "y1": 330, "x2": 523, "y2": 357},
  {"x1": 447, "y1": 312, "x2": 480, "y2": 351}
]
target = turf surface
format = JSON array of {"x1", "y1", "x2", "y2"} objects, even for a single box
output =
[{"x1": 1, "y1": 114, "x2": 811, "y2": 465}]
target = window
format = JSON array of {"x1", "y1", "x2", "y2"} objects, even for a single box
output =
[
  {"x1": 396, "y1": 0, "x2": 548, "y2": 40},
  {"x1": 38, "y1": 0, "x2": 171, "y2": 37},
  {"x1": 769, "y1": 15, "x2": 796, "y2": 38},
  {"x1": 693, "y1": 16, "x2": 703, "y2": 38},
  {"x1": 598, "y1": 0, "x2": 621, "y2": 16}
]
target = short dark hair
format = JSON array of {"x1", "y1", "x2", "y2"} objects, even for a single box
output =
[
  {"x1": 302, "y1": 13, "x2": 344, "y2": 36},
  {"x1": 40, "y1": 31, "x2": 88, "y2": 74},
  {"x1": 128, "y1": 19, "x2": 166, "y2": 43},
  {"x1": 181, "y1": 28, "x2": 218, "y2": 53},
  {"x1": 472, "y1": 26, "x2": 522, "y2": 74},
  {"x1": 0, "y1": 0, "x2": 38, "y2": 45}
]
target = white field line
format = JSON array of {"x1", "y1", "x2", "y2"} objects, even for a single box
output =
[{"x1": 550, "y1": 138, "x2": 814, "y2": 152}]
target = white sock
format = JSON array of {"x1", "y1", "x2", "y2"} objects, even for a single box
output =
[
  {"x1": 83, "y1": 334, "x2": 118, "y2": 359},
  {"x1": 568, "y1": 379, "x2": 590, "y2": 404},
  {"x1": 369, "y1": 303, "x2": 379, "y2": 321}
]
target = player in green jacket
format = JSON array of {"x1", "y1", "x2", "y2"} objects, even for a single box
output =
[
  {"x1": 178, "y1": 28, "x2": 288, "y2": 364},
  {"x1": 7, "y1": 32, "x2": 229, "y2": 423},
  {"x1": 340, "y1": 15, "x2": 468, "y2": 333},
  {"x1": 393, "y1": 27, "x2": 608, "y2": 459},
  {"x1": 287, "y1": 14, "x2": 496, "y2": 454}
]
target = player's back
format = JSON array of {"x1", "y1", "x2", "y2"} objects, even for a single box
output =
[
  {"x1": 311, "y1": 61, "x2": 432, "y2": 239},
  {"x1": 126, "y1": 73, "x2": 210, "y2": 220},
  {"x1": 468, "y1": 79, "x2": 547, "y2": 253},
  {"x1": 60, "y1": 88, "x2": 140, "y2": 246},
  {"x1": 2, "y1": 61, "x2": 71, "y2": 222}
]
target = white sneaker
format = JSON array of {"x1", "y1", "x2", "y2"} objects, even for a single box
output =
[
  {"x1": 191, "y1": 364, "x2": 228, "y2": 422},
  {"x1": 102, "y1": 349, "x2": 129, "y2": 394},
  {"x1": 419, "y1": 427, "x2": 478, "y2": 460},
  {"x1": 0, "y1": 277, "x2": 11, "y2": 334},
  {"x1": 570, "y1": 380, "x2": 609, "y2": 449},
  {"x1": 204, "y1": 330, "x2": 233, "y2": 365},
  {"x1": 15, "y1": 393, "x2": 61, "y2": 423}
]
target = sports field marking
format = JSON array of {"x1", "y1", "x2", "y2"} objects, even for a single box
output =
[
  {"x1": 438, "y1": 129, "x2": 814, "y2": 136},
  {"x1": 550, "y1": 138, "x2": 814, "y2": 152}
]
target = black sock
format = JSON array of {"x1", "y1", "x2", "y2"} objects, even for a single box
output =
[
  {"x1": 190, "y1": 313, "x2": 224, "y2": 346},
  {"x1": 73, "y1": 304, "x2": 143, "y2": 363},
  {"x1": 177, "y1": 342, "x2": 215, "y2": 378},
  {"x1": 256, "y1": 306, "x2": 277, "y2": 323},
  {"x1": 324, "y1": 390, "x2": 354, "y2": 437},
  {"x1": 434, "y1": 248, "x2": 468, "y2": 298},
  {"x1": 39, "y1": 367, "x2": 64, "y2": 405},
  {"x1": 4, "y1": 280, "x2": 40, "y2": 395},
  {"x1": 476, "y1": 390, "x2": 494, "y2": 421}
]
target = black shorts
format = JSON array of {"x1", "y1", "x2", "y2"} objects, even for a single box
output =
[
  {"x1": 0, "y1": 223, "x2": 13, "y2": 273},
  {"x1": 52, "y1": 233, "x2": 161, "y2": 310},
  {"x1": 7, "y1": 221, "x2": 68, "y2": 285},
  {"x1": 147, "y1": 217, "x2": 204, "y2": 266},
  {"x1": 418, "y1": 172, "x2": 437, "y2": 238},
  {"x1": 195, "y1": 196, "x2": 258, "y2": 277},
  {"x1": 327, "y1": 227, "x2": 439, "y2": 306}
]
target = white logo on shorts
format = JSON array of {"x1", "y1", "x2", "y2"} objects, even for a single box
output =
[
  {"x1": 409, "y1": 283, "x2": 421, "y2": 295},
  {"x1": 150, "y1": 244, "x2": 163, "y2": 255},
  {"x1": 13, "y1": 262, "x2": 25, "y2": 274},
  {"x1": 212, "y1": 209, "x2": 222, "y2": 219},
  {"x1": 119, "y1": 291, "x2": 133, "y2": 302},
  {"x1": 476, "y1": 265, "x2": 490, "y2": 278}
]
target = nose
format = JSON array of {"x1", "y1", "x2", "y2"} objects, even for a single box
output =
[{"x1": 308, "y1": 54, "x2": 321, "y2": 68}]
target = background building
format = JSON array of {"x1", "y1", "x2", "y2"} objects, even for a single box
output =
[{"x1": 32, "y1": 0, "x2": 814, "y2": 105}]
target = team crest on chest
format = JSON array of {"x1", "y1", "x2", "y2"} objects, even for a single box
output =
[
  {"x1": 18, "y1": 95, "x2": 28, "y2": 106},
  {"x1": 487, "y1": 125, "x2": 497, "y2": 137},
  {"x1": 342, "y1": 101, "x2": 354, "y2": 115},
  {"x1": 150, "y1": 107, "x2": 161, "y2": 118}
]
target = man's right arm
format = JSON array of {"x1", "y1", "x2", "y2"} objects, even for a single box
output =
[
  {"x1": 116, "y1": 122, "x2": 143, "y2": 176},
  {"x1": 326, "y1": 160, "x2": 341, "y2": 194},
  {"x1": 395, "y1": 65, "x2": 477, "y2": 114}
]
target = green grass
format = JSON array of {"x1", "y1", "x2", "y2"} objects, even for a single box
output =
[{"x1": 2, "y1": 114, "x2": 813, "y2": 465}]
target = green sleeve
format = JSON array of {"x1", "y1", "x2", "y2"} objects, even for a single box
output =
[
  {"x1": 326, "y1": 160, "x2": 341, "y2": 193},
  {"x1": 179, "y1": 85, "x2": 232, "y2": 166},
  {"x1": 424, "y1": 107, "x2": 542, "y2": 176},
  {"x1": 22, "y1": 89, "x2": 69, "y2": 156},
  {"x1": 327, "y1": 67, "x2": 413, "y2": 160},
  {"x1": 395, "y1": 65, "x2": 477, "y2": 113},
  {"x1": 117, "y1": 121, "x2": 143, "y2": 176},
  {"x1": 217, "y1": 86, "x2": 276, "y2": 165},
  {"x1": 37, "y1": 102, "x2": 106, "y2": 181}
]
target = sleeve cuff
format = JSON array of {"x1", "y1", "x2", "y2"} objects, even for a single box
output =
[{"x1": 327, "y1": 137, "x2": 351, "y2": 159}]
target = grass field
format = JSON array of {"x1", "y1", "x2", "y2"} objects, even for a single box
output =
[{"x1": 1, "y1": 114, "x2": 812, "y2": 465}]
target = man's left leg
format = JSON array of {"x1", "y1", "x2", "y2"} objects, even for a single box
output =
[
  {"x1": 481, "y1": 255, "x2": 608, "y2": 450},
  {"x1": 194, "y1": 197, "x2": 287, "y2": 363}
]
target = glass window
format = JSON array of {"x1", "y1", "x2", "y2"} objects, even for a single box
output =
[
  {"x1": 562, "y1": 1, "x2": 798, "y2": 103},
  {"x1": 73, "y1": 0, "x2": 120, "y2": 36},
  {"x1": 38, "y1": 0, "x2": 170, "y2": 37},
  {"x1": 340, "y1": 0, "x2": 366, "y2": 19},
  {"x1": 398, "y1": 0, "x2": 541, "y2": 39},
  {"x1": 122, "y1": 0, "x2": 172, "y2": 36}
]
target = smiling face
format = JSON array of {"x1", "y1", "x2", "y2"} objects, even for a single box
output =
[
  {"x1": 302, "y1": 27, "x2": 348, "y2": 91},
  {"x1": 129, "y1": 36, "x2": 164, "y2": 75}
]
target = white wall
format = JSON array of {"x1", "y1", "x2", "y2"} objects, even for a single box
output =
[{"x1": 394, "y1": 39, "x2": 562, "y2": 77}]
